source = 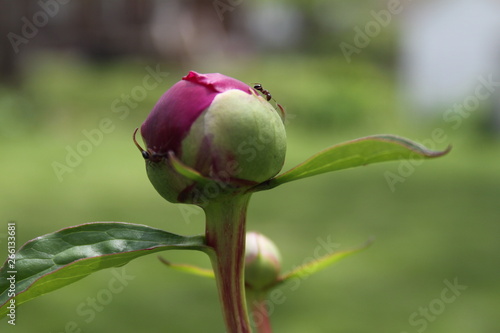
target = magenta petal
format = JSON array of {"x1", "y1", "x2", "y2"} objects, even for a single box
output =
[
  {"x1": 141, "y1": 71, "x2": 252, "y2": 157},
  {"x1": 183, "y1": 71, "x2": 252, "y2": 94},
  {"x1": 141, "y1": 79, "x2": 214, "y2": 156}
]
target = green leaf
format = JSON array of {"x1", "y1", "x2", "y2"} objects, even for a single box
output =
[
  {"x1": 258, "y1": 135, "x2": 450, "y2": 190},
  {"x1": 158, "y1": 256, "x2": 215, "y2": 279},
  {"x1": 0, "y1": 222, "x2": 208, "y2": 319},
  {"x1": 276, "y1": 238, "x2": 373, "y2": 284}
]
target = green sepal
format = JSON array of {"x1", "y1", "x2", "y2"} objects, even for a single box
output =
[
  {"x1": 255, "y1": 135, "x2": 451, "y2": 191},
  {"x1": 275, "y1": 238, "x2": 373, "y2": 285},
  {"x1": 168, "y1": 151, "x2": 212, "y2": 185},
  {"x1": 0, "y1": 222, "x2": 208, "y2": 319},
  {"x1": 158, "y1": 256, "x2": 215, "y2": 279}
]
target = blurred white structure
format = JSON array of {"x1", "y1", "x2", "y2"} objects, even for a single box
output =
[{"x1": 400, "y1": 0, "x2": 500, "y2": 112}]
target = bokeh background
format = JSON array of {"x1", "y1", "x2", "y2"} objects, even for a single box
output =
[{"x1": 1, "y1": 0, "x2": 499, "y2": 332}]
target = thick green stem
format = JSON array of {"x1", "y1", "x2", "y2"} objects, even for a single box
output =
[{"x1": 204, "y1": 194, "x2": 252, "y2": 333}]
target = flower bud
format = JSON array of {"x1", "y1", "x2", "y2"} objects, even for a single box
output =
[
  {"x1": 137, "y1": 71, "x2": 287, "y2": 204},
  {"x1": 245, "y1": 231, "x2": 282, "y2": 291}
]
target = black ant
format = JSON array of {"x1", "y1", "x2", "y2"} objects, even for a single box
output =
[
  {"x1": 252, "y1": 83, "x2": 286, "y2": 120},
  {"x1": 253, "y1": 83, "x2": 272, "y2": 101},
  {"x1": 133, "y1": 128, "x2": 150, "y2": 159},
  {"x1": 133, "y1": 128, "x2": 164, "y2": 162}
]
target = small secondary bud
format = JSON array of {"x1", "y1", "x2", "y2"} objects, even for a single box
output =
[{"x1": 245, "y1": 231, "x2": 282, "y2": 291}]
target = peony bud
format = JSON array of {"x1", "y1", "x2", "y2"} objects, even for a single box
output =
[
  {"x1": 245, "y1": 231, "x2": 282, "y2": 291},
  {"x1": 137, "y1": 71, "x2": 287, "y2": 205}
]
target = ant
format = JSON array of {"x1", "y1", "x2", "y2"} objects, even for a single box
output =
[
  {"x1": 133, "y1": 128, "x2": 163, "y2": 162},
  {"x1": 253, "y1": 83, "x2": 272, "y2": 101},
  {"x1": 252, "y1": 83, "x2": 286, "y2": 120}
]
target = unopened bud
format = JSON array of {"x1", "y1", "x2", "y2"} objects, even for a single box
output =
[
  {"x1": 245, "y1": 231, "x2": 282, "y2": 291},
  {"x1": 137, "y1": 71, "x2": 287, "y2": 205}
]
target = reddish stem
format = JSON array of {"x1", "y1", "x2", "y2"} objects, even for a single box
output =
[
  {"x1": 250, "y1": 296, "x2": 273, "y2": 333},
  {"x1": 204, "y1": 194, "x2": 252, "y2": 333}
]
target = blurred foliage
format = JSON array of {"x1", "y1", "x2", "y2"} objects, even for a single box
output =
[
  {"x1": 0, "y1": 53, "x2": 499, "y2": 332},
  {"x1": 1, "y1": 53, "x2": 400, "y2": 137}
]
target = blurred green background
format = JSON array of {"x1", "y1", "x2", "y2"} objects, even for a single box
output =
[{"x1": 1, "y1": 1, "x2": 499, "y2": 332}]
